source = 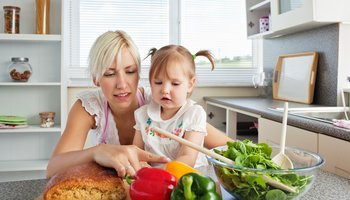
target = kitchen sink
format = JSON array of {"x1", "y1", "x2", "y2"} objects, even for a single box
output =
[{"x1": 269, "y1": 106, "x2": 350, "y2": 124}]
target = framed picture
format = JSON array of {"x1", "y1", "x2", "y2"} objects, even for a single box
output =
[{"x1": 272, "y1": 52, "x2": 319, "y2": 104}]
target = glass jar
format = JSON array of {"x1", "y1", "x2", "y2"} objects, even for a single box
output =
[
  {"x1": 36, "y1": 0, "x2": 50, "y2": 34},
  {"x1": 39, "y1": 112, "x2": 55, "y2": 128},
  {"x1": 8, "y1": 57, "x2": 33, "y2": 82},
  {"x1": 3, "y1": 6, "x2": 20, "y2": 34}
]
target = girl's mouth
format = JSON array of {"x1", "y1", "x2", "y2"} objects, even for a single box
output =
[{"x1": 161, "y1": 97, "x2": 171, "y2": 101}]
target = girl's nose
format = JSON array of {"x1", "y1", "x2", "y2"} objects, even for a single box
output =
[{"x1": 161, "y1": 83, "x2": 170, "y2": 94}]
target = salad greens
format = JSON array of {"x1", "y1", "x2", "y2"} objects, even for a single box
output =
[{"x1": 213, "y1": 140, "x2": 313, "y2": 200}]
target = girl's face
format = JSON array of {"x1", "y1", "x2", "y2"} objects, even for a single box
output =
[
  {"x1": 151, "y1": 61, "x2": 195, "y2": 114},
  {"x1": 98, "y1": 48, "x2": 139, "y2": 111}
]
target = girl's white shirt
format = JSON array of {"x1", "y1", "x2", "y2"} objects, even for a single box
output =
[{"x1": 134, "y1": 99, "x2": 208, "y2": 168}]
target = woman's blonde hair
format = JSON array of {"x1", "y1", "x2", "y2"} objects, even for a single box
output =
[
  {"x1": 88, "y1": 30, "x2": 140, "y2": 81},
  {"x1": 147, "y1": 45, "x2": 215, "y2": 83}
]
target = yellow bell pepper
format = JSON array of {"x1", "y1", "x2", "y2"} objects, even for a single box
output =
[{"x1": 164, "y1": 161, "x2": 200, "y2": 180}]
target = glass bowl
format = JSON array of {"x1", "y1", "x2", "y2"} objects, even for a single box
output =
[{"x1": 206, "y1": 141, "x2": 324, "y2": 200}]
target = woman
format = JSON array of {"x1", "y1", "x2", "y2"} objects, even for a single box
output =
[{"x1": 46, "y1": 30, "x2": 232, "y2": 178}]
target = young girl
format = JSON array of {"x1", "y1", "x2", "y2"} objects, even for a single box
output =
[
  {"x1": 133, "y1": 45, "x2": 215, "y2": 168},
  {"x1": 47, "y1": 30, "x2": 231, "y2": 178}
]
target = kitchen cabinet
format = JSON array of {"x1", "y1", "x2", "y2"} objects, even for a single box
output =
[
  {"x1": 0, "y1": 0, "x2": 67, "y2": 182},
  {"x1": 205, "y1": 101, "x2": 260, "y2": 140},
  {"x1": 245, "y1": 0, "x2": 272, "y2": 38},
  {"x1": 258, "y1": 118, "x2": 318, "y2": 153},
  {"x1": 246, "y1": 0, "x2": 350, "y2": 38},
  {"x1": 319, "y1": 134, "x2": 350, "y2": 179}
]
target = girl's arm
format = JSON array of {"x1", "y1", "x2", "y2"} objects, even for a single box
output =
[
  {"x1": 204, "y1": 123, "x2": 234, "y2": 149},
  {"x1": 133, "y1": 130, "x2": 151, "y2": 167},
  {"x1": 132, "y1": 130, "x2": 145, "y2": 149},
  {"x1": 175, "y1": 131, "x2": 205, "y2": 167}
]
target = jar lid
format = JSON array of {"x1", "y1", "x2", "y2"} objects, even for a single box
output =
[
  {"x1": 11, "y1": 57, "x2": 29, "y2": 62},
  {"x1": 39, "y1": 112, "x2": 55, "y2": 117},
  {"x1": 3, "y1": 6, "x2": 21, "y2": 11}
]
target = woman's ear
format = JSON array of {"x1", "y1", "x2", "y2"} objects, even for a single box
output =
[{"x1": 93, "y1": 77, "x2": 100, "y2": 87}]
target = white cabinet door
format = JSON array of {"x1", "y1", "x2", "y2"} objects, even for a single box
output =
[
  {"x1": 271, "y1": 0, "x2": 350, "y2": 34},
  {"x1": 258, "y1": 118, "x2": 318, "y2": 153},
  {"x1": 319, "y1": 134, "x2": 350, "y2": 179}
]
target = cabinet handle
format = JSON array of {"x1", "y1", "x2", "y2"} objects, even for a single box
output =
[
  {"x1": 274, "y1": 70, "x2": 279, "y2": 83},
  {"x1": 208, "y1": 112, "x2": 214, "y2": 119}
]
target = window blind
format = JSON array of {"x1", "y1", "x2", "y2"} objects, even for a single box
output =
[{"x1": 66, "y1": 0, "x2": 262, "y2": 87}]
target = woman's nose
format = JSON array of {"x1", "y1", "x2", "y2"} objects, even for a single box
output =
[{"x1": 115, "y1": 73, "x2": 127, "y2": 89}]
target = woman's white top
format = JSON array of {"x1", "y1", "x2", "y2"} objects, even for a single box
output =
[
  {"x1": 77, "y1": 88, "x2": 152, "y2": 145},
  {"x1": 134, "y1": 99, "x2": 208, "y2": 168}
]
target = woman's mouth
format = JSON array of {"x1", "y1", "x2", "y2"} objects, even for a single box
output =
[
  {"x1": 116, "y1": 93, "x2": 129, "y2": 97},
  {"x1": 113, "y1": 92, "x2": 130, "y2": 101}
]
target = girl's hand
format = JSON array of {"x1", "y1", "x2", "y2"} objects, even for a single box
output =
[{"x1": 92, "y1": 144, "x2": 169, "y2": 177}]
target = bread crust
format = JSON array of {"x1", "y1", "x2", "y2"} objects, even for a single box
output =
[{"x1": 44, "y1": 162, "x2": 126, "y2": 200}]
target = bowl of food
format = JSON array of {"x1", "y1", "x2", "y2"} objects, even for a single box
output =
[{"x1": 206, "y1": 140, "x2": 324, "y2": 200}]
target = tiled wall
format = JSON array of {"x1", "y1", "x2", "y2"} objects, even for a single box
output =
[{"x1": 263, "y1": 24, "x2": 339, "y2": 106}]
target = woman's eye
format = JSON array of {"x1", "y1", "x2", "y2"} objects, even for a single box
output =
[
  {"x1": 154, "y1": 81, "x2": 162, "y2": 85},
  {"x1": 126, "y1": 70, "x2": 136, "y2": 74},
  {"x1": 103, "y1": 73, "x2": 115, "y2": 77}
]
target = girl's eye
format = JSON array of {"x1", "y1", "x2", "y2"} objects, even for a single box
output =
[{"x1": 172, "y1": 82, "x2": 180, "y2": 86}]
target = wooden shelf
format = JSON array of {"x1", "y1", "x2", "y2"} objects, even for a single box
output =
[
  {"x1": 0, "y1": 125, "x2": 61, "y2": 133},
  {"x1": 0, "y1": 82, "x2": 61, "y2": 86},
  {"x1": 0, "y1": 159, "x2": 48, "y2": 172},
  {"x1": 249, "y1": 0, "x2": 270, "y2": 12},
  {"x1": 0, "y1": 34, "x2": 61, "y2": 42}
]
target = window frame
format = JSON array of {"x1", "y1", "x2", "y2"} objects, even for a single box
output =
[{"x1": 65, "y1": 0, "x2": 263, "y2": 87}]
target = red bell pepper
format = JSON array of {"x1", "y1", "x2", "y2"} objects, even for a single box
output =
[{"x1": 129, "y1": 167, "x2": 177, "y2": 200}]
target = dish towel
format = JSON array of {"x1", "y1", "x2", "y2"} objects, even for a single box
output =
[{"x1": 333, "y1": 120, "x2": 350, "y2": 130}]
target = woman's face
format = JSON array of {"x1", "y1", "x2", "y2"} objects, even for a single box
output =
[{"x1": 98, "y1": 48, "x2": 139, "y2": 110}]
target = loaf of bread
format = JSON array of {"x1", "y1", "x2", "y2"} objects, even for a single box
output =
[{"x1": 44, "y1": 162, "x2": 127, "y2": 200}]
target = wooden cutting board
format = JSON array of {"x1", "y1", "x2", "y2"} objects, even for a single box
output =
[{"x1": 272, "y1": 52, "x2": 318, "y2": 104}]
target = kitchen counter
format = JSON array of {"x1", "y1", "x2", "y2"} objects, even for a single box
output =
[
  {"x1": 203, "y1": 96, "x2": 350, "y2": 142},
  {"x1": 1, "y1": 166, "x2": 350, "y2": 200}
]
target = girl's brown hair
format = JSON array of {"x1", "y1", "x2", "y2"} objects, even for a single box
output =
[{"x1": 147, "y1": 45, "x2": 215, "y2": 83}]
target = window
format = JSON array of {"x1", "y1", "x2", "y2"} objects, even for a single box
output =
[{"x1": 66, "y1": 0, "x2": 262, "y2": 86}]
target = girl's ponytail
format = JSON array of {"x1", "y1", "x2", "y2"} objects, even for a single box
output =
[
  {"x1": 194, "y1": 50, "x2": 215, "y2": 70},
  {"x1": 144, "y1": 47, "x2": 158, "y2": 60}
]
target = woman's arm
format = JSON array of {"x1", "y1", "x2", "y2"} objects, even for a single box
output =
[
  {"x1": 46, "y1": 100, "x2": 96, "y2": 177},
  {"x1": 175, "y1": 131, "x2": 205, "y2": 167},
  {"x1": 204, "y1": 123, "x2": 234, "y2": 149},
  {"x1": 47, "y1": 100, "x2": 168, "y2": 178}
]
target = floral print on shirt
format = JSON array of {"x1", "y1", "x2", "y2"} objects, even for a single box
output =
[{"x1": 144, "y1": 118, "x2": 183, "y2": 139}]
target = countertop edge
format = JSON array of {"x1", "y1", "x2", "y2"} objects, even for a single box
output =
[{"x1": 203, "y1": 96, "x2": 350, "y2": 142}]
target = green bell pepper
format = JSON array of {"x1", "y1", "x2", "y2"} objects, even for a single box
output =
[{"x1": 171, "y1": 172, "x2": 221, "y2": 200}]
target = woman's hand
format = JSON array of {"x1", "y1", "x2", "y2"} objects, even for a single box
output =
[{"x1": 93, "y1": 144, "x2": 169, "y2": 177}]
